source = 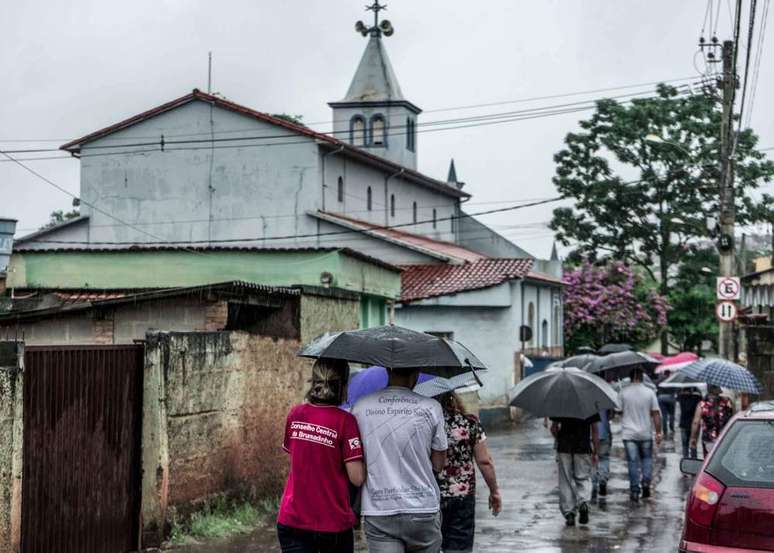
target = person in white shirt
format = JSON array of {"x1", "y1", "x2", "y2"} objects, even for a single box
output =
[
  {"x1": 351, "y1": 368, "x2": 448, "y2": 553},
  {"x1": 618, "y1": 367, "x2": 662, "y2": 502}
]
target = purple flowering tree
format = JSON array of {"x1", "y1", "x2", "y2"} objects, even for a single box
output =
[{"x1": 563, "y1": 260, "x2": 668, "y2": 353}]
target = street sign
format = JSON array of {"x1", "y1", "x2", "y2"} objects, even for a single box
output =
[
  {"x1": 716, "y1": 301, "x2": 738, "y2": 322},
  {"x1": 716, "y1": 277, "x2": 741, "y2": 300},
  {"x1": 519, "y1": 325, "x2": 533, "y2": 343}
]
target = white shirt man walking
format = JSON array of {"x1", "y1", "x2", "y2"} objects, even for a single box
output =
[
  {"x1": 618, "y1": 367, "x2": 662, "y2": 502},
  {"x1": 352, "y1": 368, "x2": 448, "y2": 553}
]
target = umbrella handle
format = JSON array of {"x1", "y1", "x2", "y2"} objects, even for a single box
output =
[{"x1": 466, "y1": 360, "x2": 484, "y2": 387}]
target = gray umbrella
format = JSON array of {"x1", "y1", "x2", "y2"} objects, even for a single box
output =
[
  {"x1": 297, "y1": 325, "x2": 488, "y2": 378},
  {"x1": 586, "y1": 351, "x2": 659, "y2": 378},
  {"x1": 509, "y1": 367, "x2": 619, "y2": 419},
  {"x1": 598, "y1": 343, "x2": 634, "y2": 355},
  {"x1": 551, "y1": 354, "x2": 600, "y2": 370},
  {"x1": 413, "y1": 373, "x2": 481, "y2": 398}
]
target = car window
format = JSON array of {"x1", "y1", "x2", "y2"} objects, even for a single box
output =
[{"x1": 707, "y1": 420, "x2": 774, "y2": 488}]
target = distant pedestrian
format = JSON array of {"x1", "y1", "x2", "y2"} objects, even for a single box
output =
[
  {"x1": 352, "y1": 368, "x2": 448, "y2": 553},
  {"x1": 550, "y1": 415, "x2": 600, "y2": 526},
  {"x1": 690, "y1": 385, "x2": 735, "y2": 456},
  {"x1": 435, "y1": 392, "x2": 501, "y2": 553},
  {"x1": 618, "y1": 367, "x2": 662, "y2": 502},
  {"x1": 677, "y1": 387, "x2": 701, "y2": 459},
  {"x1": 591, "y1": 407, "x2": 612, "y2": 500},
  {"x1": 656, "y1": 370, "x2": 676, "y2": 438},
  {"x1": 277, "y1": 359, "x2": 365, "y2": 553}
]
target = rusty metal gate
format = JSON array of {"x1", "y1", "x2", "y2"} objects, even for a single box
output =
[{"x1": 21, "y1": 345, "x2": 144, "y2": 553}]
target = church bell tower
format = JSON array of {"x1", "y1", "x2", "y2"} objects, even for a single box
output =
[{"x1": 329, "y1": 1, "x2": 421, "y2": 170}]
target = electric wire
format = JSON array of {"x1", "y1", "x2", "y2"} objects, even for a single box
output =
[{"x1": 737, "y1": 0, "x2": 758, "y2": 134}]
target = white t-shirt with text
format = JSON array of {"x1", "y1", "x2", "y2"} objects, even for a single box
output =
[{"x1": 352, "y1": 386, "x2": 448, "y2": 516}]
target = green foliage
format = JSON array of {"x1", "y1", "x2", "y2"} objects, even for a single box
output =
[
  {"x1": 167, "y1": 496, "x2": 279, "y2": 545},
  {"x1": 40, "y1": 209, "x2": 80, "y2": 230},
  {"x1": 667, "y1": 246, "x2": 718, "y2": 352},
  {"x1": 271, "y1": 113, "x2": 305, "y2": 126},
  {"x1": 550, "y1": 84, "x2": 774, "y2": 284}
]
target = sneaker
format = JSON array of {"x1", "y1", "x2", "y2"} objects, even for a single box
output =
[
  {"x1": 642, "y1": 484, "x2": 651, "y2": 499},
  {"x1": 630, "y1": 491, "x2": 640, "y2": 502},
  {"x1": 599, "y1": 481, "x2": 607, "y2": 497},
  {"x1": 565, "y1": 513, "x2": 576, "y2": 527},
  {"x1": 578, "y1": 503, "x2": 589, "y2": 525},
  {"x1": 591, "y1": 487, "x2": 598, "y2": 502}
]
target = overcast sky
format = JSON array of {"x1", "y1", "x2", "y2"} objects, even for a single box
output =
[{"x1": 2, "y1": 0, "x2": 772, "y2": 258}]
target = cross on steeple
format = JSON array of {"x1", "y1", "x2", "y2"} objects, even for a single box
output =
[{"x1": 355, "y1": 1, "x2": 394, "y2": 37}]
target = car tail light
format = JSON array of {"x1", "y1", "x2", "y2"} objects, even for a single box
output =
[{"x1": 687, "y1": 472, "x2": 726, "y2": 528}]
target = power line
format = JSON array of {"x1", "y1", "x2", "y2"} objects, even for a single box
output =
[
  {"x1": 20, "y1": 197, "x2": 567, "y2": 246},
  {"x1": 737, "y1": 0, "x2": 758, "y2": 133},
  {"x1": 0, "y1": 76, "x2": 700, "y2": 145},
  {"x1": 745, "y1": 0, "x2": 770, "y2": 127}
]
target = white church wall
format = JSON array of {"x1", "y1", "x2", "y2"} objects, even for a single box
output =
[{"x1": 78, "y1": 101, "x2": 322, "y2": 247}]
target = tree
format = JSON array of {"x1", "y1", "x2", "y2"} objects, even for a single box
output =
[
  {"x1": 271, "y1": 113, "x2": 305, "y2": 126},
  {"x1": 563, "y1": 260, "x2": 668, "y2": 354},
  {"x1": 667, "y1": 245, "x2": 717, "y2": 352},
  {"x1": 550, "y1": 84, "x2": 774, "y2": 351},
  {"x1": 40, "y1": 209, "x2": 80, "y2": 230}
]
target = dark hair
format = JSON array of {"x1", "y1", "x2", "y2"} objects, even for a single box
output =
[
  {"x1": 306, "y1": 358, "x2": 350, "y2": 405},
  {"x1": 437, "y1": 391, "x2": 466, "y2": 415},
  {"x1": 630, "y1": 367, "x2": 644, "y2": 381}
]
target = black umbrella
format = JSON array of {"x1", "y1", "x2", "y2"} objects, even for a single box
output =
[
  {"x1": 297, "y1": 325, "x2": 488, "y2": 378},
  {"x1": 575, "y1": 346, "x2": 597, "y2": 354},
  {"x1": 598, "y1": 343, "x2": 634, "y2": 355},
  {"x1": 551, "y1": 354, "x2": 600, "y2": 370},
  {"x1": 586, "y1": 351, "x2": 659, "y2": 379}
]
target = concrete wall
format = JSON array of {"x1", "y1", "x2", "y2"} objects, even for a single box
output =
[
  {"x1": 142, "y1": 332, "x2": 309, "y2": 543},
  {"x1": 0, "y1": 344, "x2": 23, "y2": 553},
  {"x1": 458, "y1": 214, "x2": 533, "y2": 259},
  {"x1": 7, "y1": 249, "x2": 401, "y2": 300}
]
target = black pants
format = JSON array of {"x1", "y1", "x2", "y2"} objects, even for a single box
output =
[
  {"x1": 277, "y1": 523, "x2": 354, "y2": 553},
  {"x1": 440, "y1": 494, "x2": 476, "y2": 553}
]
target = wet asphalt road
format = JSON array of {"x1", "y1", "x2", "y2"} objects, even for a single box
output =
[{"x1": 171, "y1": 417, "x2": 691, "y2": 553}]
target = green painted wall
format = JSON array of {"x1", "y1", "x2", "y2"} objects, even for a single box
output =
[{"x1": 8, "y1": 250, "x2": 400, "y2": 299}]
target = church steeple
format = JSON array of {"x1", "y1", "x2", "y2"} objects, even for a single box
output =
[
  {"x1": 329, "y1": 1, "x2": 421, "y2": 170},
  {"x1": 447, "y1": 159, "x2": 464, "y2": 190}
]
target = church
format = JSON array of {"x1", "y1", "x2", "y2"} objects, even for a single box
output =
[{"x1": 12, "y1": 3, "x2": 563, "y2": 416}]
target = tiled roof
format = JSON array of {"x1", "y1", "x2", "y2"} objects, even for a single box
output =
[
  {"x1": 400, "y1": 258, "x2": 535, "y2": 302},
  {"x1": 311, "y1": 211, "x2": 485, "y2": 263},
  {"x1": 60, "y1": 90, "x2": 467, "y2": 199}
]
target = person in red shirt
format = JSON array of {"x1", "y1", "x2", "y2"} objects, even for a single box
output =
[{"x1": 277, "y1": 359, "x2": 365, "y2": 553}]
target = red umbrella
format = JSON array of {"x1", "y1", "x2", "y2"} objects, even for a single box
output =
[{"x1": 655, "y1": 352, "x2": 700, "y2": 374}]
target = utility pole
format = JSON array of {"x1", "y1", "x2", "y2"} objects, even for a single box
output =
[{"x1": 718, "y1": 39, "x2": 737, "y2": 360}]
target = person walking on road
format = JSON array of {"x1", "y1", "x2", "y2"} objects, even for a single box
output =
[
  {"x1": 677, "y1": 387, "x2": 701, "y2": 458},
  {"x1": 689, "y1": 385, "x2": 735, "y2": 457},
  {"x1": 591, "y1": 407, "x2": 612, "y2": 500},
  {"x1": 277, "y1": 360, "x2": 365, "y2": 553},
  {"x1": 435, "y1": 392, "x2": 501, "y2": 553},
  {"x1": 550, "y1": 415, "x2": 600, "y2": 526},
  {"x1": 352, "y1": 368, "x2": 448, "y2": 553},
  {"x1": 656, "y1": 370, "x2": 676, "y2": 438},
  {"x1": 618, "y1": 367, "x2": 662, "y2": 502}
]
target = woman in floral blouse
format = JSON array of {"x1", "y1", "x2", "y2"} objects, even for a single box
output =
[
  {"x1": 689, "y1": 385, "x2": 735, "y2": 456},
  {"x1": 435, "y1": 392, "x2": 501, "y2": 553}
]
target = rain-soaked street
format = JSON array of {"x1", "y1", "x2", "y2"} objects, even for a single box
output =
[{"x1": 171, "y1": 417, "x2": 691, "y2": 553}]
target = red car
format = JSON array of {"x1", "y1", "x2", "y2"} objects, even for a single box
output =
[{"x1": 680, "y1": 400, "x2": 774, "y2": 553}]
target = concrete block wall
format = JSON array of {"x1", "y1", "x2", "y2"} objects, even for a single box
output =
[
  {"x1": 142, "y1": 331, "x2": 310, "y2": 544},
  {"x1": 0, "y1": 343, "x2": 23, "y2": 553}
]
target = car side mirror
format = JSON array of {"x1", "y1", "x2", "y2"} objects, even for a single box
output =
[{"x1": 680, "y1": 458, "x2": 702, "y2": 476}]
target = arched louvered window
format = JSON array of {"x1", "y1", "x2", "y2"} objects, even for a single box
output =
[
  {"x1": 351, "y1": 116, "x2": 366, "y2": 146},
  {"x1": 367, "y1": 186, "x2": 373, "y2": 211},
  {"x1": 432, "y1": 208, "x2": 437, "y2": 229},
  {"x1": 337, "y1": 177, "x2": 344, "y2": 203},
  {"x1": 412, "y1": 201, "x2": 417, "y2": 223},
  {"x1": 371, "y1": 114, "x2": 386, "y2": 146}
]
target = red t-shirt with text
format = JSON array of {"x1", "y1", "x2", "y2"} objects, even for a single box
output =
[{"x1": 278, "y1": 404, "x2": 363, "y2": 533}]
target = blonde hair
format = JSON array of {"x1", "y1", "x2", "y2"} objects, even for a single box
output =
[{"x1": 306, "y1": 359, "x2": 349, "y2": 405}]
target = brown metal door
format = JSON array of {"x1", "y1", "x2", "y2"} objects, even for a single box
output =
[{"x1": 21, "y1": 345, "x2": 144, "y2": 553}]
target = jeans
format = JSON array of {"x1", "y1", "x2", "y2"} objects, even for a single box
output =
[
  {"x1": 364, "y1": 512, "x2": 442, "y2": 553},
  {"x1": 592, "y1": 435, "x2": 612, "y2": 487},
  {"x1": 277, "y1": 524, "x2": 354, "y2": 553},
  {"x1": 557, "y1": 453, "x2": 592, "y2": 516},
  {"x1": 658, "y1": 394, "x2": 676, "y2": 434},
  {"x1": 623, "y1": 439, "x2": 653, "y2": 494},
  {"x1": 680, "y1": 428, "x2": 698, "y2": 459}
]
